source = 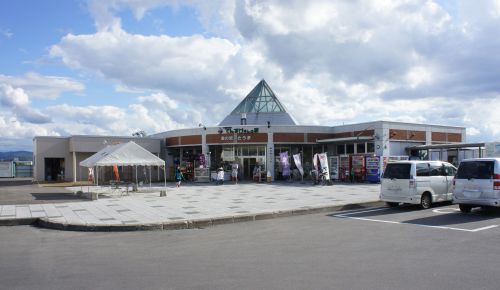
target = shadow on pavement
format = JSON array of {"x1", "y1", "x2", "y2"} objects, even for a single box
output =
[{"x1": 31, "y1": 192, "x2": 88, "y2": 201}]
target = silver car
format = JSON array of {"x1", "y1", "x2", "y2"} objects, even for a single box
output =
[
  {"x1": 453, "y1": 158, "x2": 500, "y2": 213},
  {"x1": 380, "y1": 161, "x2": 457, "y2": 209}
]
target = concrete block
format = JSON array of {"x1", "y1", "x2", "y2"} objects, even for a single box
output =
[
  {"x1": 160, "y1": 190, "x2": 166, "y2": 197},
  {"x1": 91, "y1": 192, "x2": 99, "y2": 200}
]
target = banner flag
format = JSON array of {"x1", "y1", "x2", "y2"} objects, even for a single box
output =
[
  {"x1": 280, "y1": 151, "x2": 290, "y2": 177},
  {"x1": 318, "y1": 153, "x2": 330, "y2": 180},
  {"x1": 313, "y1": 153, "x2": 318, "y2": 171},
  {"x1": 113, "y1": 165, "x2": 120, "y2": 181},
  {"x1": 293, "y1": 153, "x2": 304, "y2": 176},
  {"x1": 88, "y1": 168, "x2": 94, "y2": 182}
]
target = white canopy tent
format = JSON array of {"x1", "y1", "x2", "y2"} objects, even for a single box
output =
[{"x1": 79, "y1": 141, "x2": 166, "y2": 190}]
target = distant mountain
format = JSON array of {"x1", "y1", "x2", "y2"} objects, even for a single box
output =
[{"x1": 0, "y1": 151, "x2": 33, "y2": 161}]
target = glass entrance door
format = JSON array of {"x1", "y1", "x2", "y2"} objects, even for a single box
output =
[{"x1": 243, "y1": 158, "x2": 257, "y2": 180}]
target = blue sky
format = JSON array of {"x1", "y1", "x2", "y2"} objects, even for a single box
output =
[{"x1": 1, "y1": 0, "x2": 500, "y2": 151}]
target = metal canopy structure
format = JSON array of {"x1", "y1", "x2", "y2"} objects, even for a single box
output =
[
  {"x1": 406, "y1": 142, "x2": 485, "y2": 150},
  {"x1": 79, "y1": 141, "x2": 167, "y2": 190}
]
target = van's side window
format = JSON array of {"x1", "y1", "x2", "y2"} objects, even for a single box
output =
[
  {"x1": 416, "y1": 163, "x2": 430, "y2": 176},
  {"x1": 429, "y1": 164, "x2": 443, "y2": 176}
]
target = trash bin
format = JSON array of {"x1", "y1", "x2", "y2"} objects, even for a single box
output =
[{"x1": 267, "y1": 171, "x2": 272, "y2": 182}]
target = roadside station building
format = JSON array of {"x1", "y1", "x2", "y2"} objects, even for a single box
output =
[{"x1": 33, "y1": 80, "x2": 465, "y2": 183}]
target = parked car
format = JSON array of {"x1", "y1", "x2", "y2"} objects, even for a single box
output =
[
  {"x1": 380, "y1": 161, "x2": 457, "y2": 209},
  {"x1": 452, "y1": 158, "x2": 500, "y2": 213}
]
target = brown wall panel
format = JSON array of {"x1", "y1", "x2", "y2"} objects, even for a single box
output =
[
  {"x1": 180, "y1": 135, "x2": 202, "y2": 145},
  {"x1": 165, "y1": 137, "x2": 180, "y2": 146},
  {"x1": 274, "y1": 133, "x2": 304, "y2": 143},
  {"x1": 432, "y1": 132, "x2": 447, "y2": 142},
  {"x1": 408, "y1": 130, "x2": 426, "y2": 141},
  {"x1": 354, "y1": 129, "x2": 375, "y2": 137},
  {"x1": 447, "y1": 133, "x2": 462, "y2": 142},
  {"x1": 389, "y1": 129, "x2": 407, "y2": 140}
]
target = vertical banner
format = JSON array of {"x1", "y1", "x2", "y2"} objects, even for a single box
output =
[
  {"x1": 313, "y1": 153, "x2": 318, "y2": 171},
  {"x1": 113, "y1": 165, "x2": 120, "y2": 181},
  {"x1": 280, "y1": 151, "x2": 290, "y2": 177},
  {"x1": 318, "y1": 153, "x2": 330, "y2": 180},
  {"x1": 199, "y1": 154, "x2": 206, "y2": 168},
  {"x1": 293, "y1": 153, "x2": 304, "y2": 176},
  {"x1": 329, "y1": 156, "x2": 339, "y2": 180}
]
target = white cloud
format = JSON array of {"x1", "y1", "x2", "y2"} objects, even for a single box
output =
[
  {"x1": 50, "y1": 29, "x2": 240, "y2": 100},
  {"x1": 0, "y1": 84, "x2": 51, "y2": 124},
  {"x1": 5, "y1": 0, "x2": 498, "y2": 152},
  {"x1": 0, "y1": 72, "x2": 84, "y2": 99}
]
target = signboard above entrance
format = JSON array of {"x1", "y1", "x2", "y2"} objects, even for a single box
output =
[
  {"x1": 207, "y1": 133, "x2": 268, "y2": 144},
  {"x1": 221, "y1": 127, "x2": 259, "y2": 134}
]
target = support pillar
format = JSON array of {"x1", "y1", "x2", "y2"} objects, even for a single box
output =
[{"x1": 72, "y1": 151, "x2": 77, "y2": 183}]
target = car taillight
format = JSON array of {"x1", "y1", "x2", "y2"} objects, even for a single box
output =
[{"x1": 494, "y1": 174, "x2": 500, "y2": 190}]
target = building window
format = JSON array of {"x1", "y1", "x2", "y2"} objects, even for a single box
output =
[
  {"x1": 367, "y1": 142, "x2": 375, "y2": 153},
  {"x1": 346, "y1": 144, "x2": 354, "y2": 154},
  {"x1": 337, "y1": 144, "x2": 345, "y2": 155},
  {"x1": 356, "y1": 143, "x2": 365, "y2": 154}
]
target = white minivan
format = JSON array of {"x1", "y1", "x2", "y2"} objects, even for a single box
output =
[
  {"x1": 452, "y1": 158, "x2": 500, "y2": 213},
  {"x1": 380, "y1": 161, "x2": 457, "y2": 209}
]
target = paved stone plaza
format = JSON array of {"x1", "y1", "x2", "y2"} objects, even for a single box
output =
[{"x1": 0, "y1": 182, "x2": 380, "y2": 230}]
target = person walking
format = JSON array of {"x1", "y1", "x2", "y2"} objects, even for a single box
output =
[
  {"x1": 231, "y1": 162, "x2": 239, "y2": 184},
  {"x1": 175, "y1": 165, "x2": 183, "y2": 188}
]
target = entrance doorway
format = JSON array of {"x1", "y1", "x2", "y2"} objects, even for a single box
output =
[
  {"x1": 243, "y1": 158, "x2": 257, "y2": 180},
  {"x1": 44, "y1": 158, "x2": 65, "y2": 181}
]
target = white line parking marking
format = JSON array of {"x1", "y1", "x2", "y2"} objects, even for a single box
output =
[
  {"x1": 334, "y1": 209, "x2": 498, "y2": 233},
  {"x1": 432, "y1": 208, "x2": 460, "y2": 214}
]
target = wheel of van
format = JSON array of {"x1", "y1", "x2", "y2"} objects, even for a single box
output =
[
  {"x1": 459, "y1": 204, "x2": 472, "y2": 213},
  {"x1": 420, "y1": 194, "x2": 432, "y2": 209},
  {"x1": 386, "y1": 202, "x2": 399, "y2": 208}
]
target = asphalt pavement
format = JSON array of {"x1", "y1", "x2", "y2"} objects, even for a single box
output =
[{"x1": 1, "y1": 205, "x2": 499, "y2": 290}]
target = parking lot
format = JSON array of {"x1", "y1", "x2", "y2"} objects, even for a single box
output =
[{"x1": 333, "y1": 203, "x2": 500, "y2": 233}]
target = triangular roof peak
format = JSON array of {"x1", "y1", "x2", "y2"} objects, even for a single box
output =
[
  {"x1": 219, "y1": 79, "x2": 297, "y2": 126},
  {"x1": 230, "y1": 79, "x2": 288, "y2": 114}
]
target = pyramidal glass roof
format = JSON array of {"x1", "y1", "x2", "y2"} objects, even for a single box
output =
[{"x1": 231, "y1": 80, "x2": 287, "y2": 114}]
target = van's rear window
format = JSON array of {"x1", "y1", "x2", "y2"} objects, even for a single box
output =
[
  {"x1": 456, "y1": 161, "x2": 494, "y2": 179},
  {"x1": 383, "y1": 164, "x2": 411, "y2": 179}
]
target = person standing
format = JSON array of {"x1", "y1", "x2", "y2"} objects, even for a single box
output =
[
  {"x1": 216, "y1": 167, "x2": 225, "y2": 185},
  {"x1": 232, "y1": 162, "x2": 239, "y2": 184},
  {"x1": 175, "y1": 165, "x2": 183, "y2": 188}
]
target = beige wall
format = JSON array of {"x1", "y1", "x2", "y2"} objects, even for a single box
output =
[
  {"x1": 33, "y1": 137, "x2": 71, "y2": 181},
  {"x1": 33, "y1": 136, "x2": 162, "y2": 182}
]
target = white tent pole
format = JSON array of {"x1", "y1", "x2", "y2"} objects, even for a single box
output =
[
  {"x1": 135, "y1": 165, "x2": 138, "y2": 189},
  {"x1": 149, "y1": 166, "x2": 151, "y2": 188},
  {"x1": 96, "y1": 166, "x2": 99, "y2": 186}
]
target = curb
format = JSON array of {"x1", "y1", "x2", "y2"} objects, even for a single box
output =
[
  {"x1": 26, "y1": 200, "x2": 385, "y2": 232},
  {"x1": 0, "y1": 218, "x2": 38, "y2": 226}
]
